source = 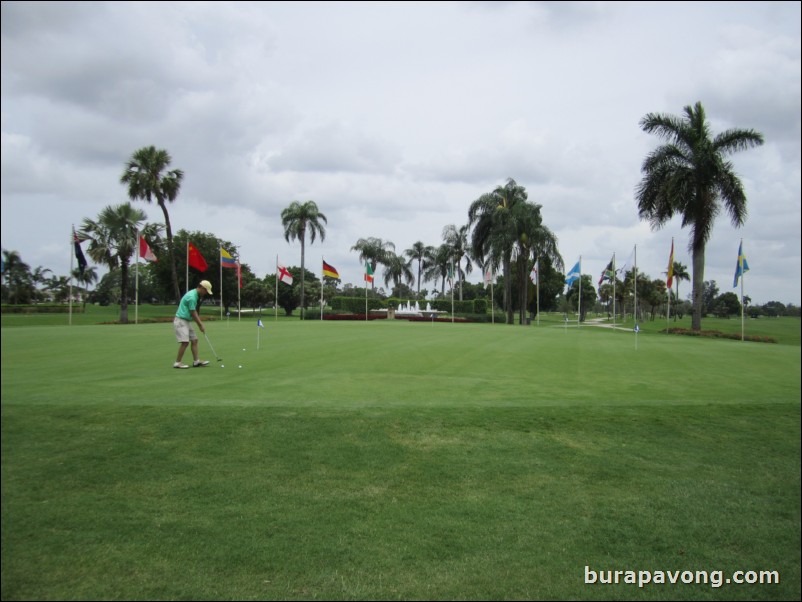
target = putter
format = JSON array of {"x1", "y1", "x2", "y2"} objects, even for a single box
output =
[{"x1": 204, "y1": 332, "x2": 223, "y2": 362}]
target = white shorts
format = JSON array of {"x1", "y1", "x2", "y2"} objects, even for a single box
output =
[{"x1": 174, "y1": 317, "x2": 198, "y2": 343}]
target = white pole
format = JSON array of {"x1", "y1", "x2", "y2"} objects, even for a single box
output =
[
  {"x1": 612, "y1": 253, "x2": 616, "y2": 327},
  {"x1": 577, "y1": 256, "x2": 582, "y2": 327},
  {"x1": 275, "y1": 255, "x2": 279, "y2": 322},
  {"x1": 69, "y1": 227, "x2": 74, "y2": 326},
  {"x1": 135, "y1": 229, "x2": 139, "y2": 325},
  {"x1": 740, "y1": 239, "x2": 746, "y2": 342}
]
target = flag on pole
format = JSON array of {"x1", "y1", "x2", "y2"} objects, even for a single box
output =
[
  {"x1": 484, "y1": 267, "x2": 494, "y2": 287},
  {"x1": 220, "y1": 247, "x2": 237, "y2": 269},
  {"x1": 530, "y1": 259, "x2": 539, "y2": 285},
  {"x1": 364, "y1": 261, "x2": 374, "y2": 284},
  {"x1": 598, "y1": 257, "x2": 614, "y2": 285},
  {"x1": 257, "y1": 318, "x2": 265, "y2": 328},
  {"x1": 73, "y1": 229, "x2": 87, "y2": 275},
  {"x1": 733, "y1": 241, "x2": 750, "y2": 287},
  {"x1": 278, "y1": 262, "x2": 294, "y2": 285},
  {"x1": 616, "y1": 248, "x2": 634, "y2": 281},
  {"x1": 447, "y1": 262, "x2": 454, "y2": 285},
  {"x1": 666, "y1": 240, "x2": 675, "y2": 289},
  {"x1": 322, "y1": 260, "x2": 340, "y2": 279},
  {"x1": 188, "y1": 242, "x2": 208, "y2": 272},
  {"x1": 139, "y1": 236, "x2": 157, "y2": 262},
  {"x1": 565, "y1": 259, "x2": 581, "y2": 286}
]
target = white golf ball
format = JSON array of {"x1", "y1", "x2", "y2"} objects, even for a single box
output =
[
  {"x1": 221, "y1": 365, "x2": 225, "y2": 368},
  {"x1": 242, "y1": 348, "x2": 246, "y2": 351},
  {"x1": 238, "y1": 365, "x2": 243, "y2": 368}
]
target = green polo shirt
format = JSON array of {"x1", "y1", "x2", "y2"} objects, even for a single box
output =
[{"x1": 176, "y1": 289, "x2": 200, "y2": 321}]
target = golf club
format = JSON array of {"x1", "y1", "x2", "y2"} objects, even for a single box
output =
[{"x1": 203, "y1": 332, "x2": 223, "y2": 362}]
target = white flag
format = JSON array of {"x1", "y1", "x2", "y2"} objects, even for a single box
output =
[{"x1": 530, "y1": 259, "x2": 539, "y2": 285}]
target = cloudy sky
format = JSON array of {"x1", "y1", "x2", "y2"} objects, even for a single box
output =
[{"x1": 2, "y1": 1, "x2": 800, "y2": 305}]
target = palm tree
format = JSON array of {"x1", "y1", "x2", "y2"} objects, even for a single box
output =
[
  {"x1": 666, "y1": 260, "x2": 690, "y2": 319},
  {"x1": 2, "y1": 249, "x2": 32, "y2": 304},
  {"x1": 636, "y1": 101, "x2": 764, "y2": 331},
  {"x1": 469, "y1": 178, "x2": 531, "y2": 324},
  {"x1": 281, "y1": 200, "x2": 327, "y2": 318},
  {"x1": 121, "y1": 146, "x2": 184, "y2": 302},
  {"x1": 71, "y1": 266, "x2": 99, "y2": 310},
  {"x1": 382, "y1": 252, "x2": 414, "y2": 295},
  {"x1": 510, "y1": 201, "x2": 562, "y2": 324},
  {"x1": 442, "y1": 224, "x2": 472, "y2": 301},
  {"x1": 79, "y1": 203, "x2": 159, "y2": 323},
  {"x1": 422, "y1": 244, "x2": 453, "y2": 297},
  {"x1": 404, "y1": 241, "x2": 435, "y2": 299},
  {"x1": 351, "y1": 237, "x2": 395, "y2": 291}
]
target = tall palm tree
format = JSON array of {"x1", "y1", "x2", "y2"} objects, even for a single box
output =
[
  {"x1": 79, "y1": 203, "x2": 160, "y2": 323},
  {"x1": 281, "y1": 200, "x2": 327, "y2": 318},
  {"x1": 469, "y1": 178, "x2": 529, "y2": 324},
  {"x1": 404, "y1": 241, "x2": 435, "y2": 299},
  {"x1": 442, "y1": 224, "x2": 472, "y2": 301},
  {"x1": 422, "y1": 243, "x2": 453, "y2": 297},
  {"x1": 351, "y1": 237, "x2": 395, "y2": 291},
  {"x1": 382, "y1": 252, "x2": 414, "y2": 295},
  {"x1": 636, "y1": 101, "x2": 764, "y2": 331},
  {"x1": 121, "y1": 146, "x2": 184, "y2": 302}
]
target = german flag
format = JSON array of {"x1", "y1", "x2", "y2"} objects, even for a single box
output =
[{"x1": 323, "y1": 260, "x2": 340, "y2": 279}]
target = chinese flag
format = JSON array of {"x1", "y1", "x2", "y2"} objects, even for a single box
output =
[{"x1": 188, "y1": 242, "x2": 208, "y2": 272}]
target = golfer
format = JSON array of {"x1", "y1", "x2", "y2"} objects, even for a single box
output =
[{"x1": 173, "y1": 280, "x2": 213, "y2": 369}]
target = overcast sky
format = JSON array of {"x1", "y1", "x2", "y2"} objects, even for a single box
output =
[{"x1": 2, "y1": 1, "x2": 800, "y2": 305}]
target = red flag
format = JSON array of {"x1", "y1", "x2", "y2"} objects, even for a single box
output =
[
  {"x1": 139, "y1": 236, "x2": 157, "y2": 262},
  {"x1": 237, "y1": 262, "x2": 242, "y2": 289},
  {"x1": 188, "y1": 242, "x2": 208, "y2": 272},
  {"x1": 666, "y1": 240, "x2": 675, "y2": 289}
]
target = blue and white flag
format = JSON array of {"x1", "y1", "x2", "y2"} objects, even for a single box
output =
[
  {"x1": 565, "y1": 259, "x2": 581, "y2": 286},
  {"x1": 733, "y1": 241, "x2": 750, "y2": 288},
  {"x1": 257, "y1": 319, "x2": 265, "y2": 328}
]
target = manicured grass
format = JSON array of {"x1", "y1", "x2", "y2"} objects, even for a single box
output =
[{"x1": 2, "y1": 318, "x2": 800, "y2": 600}]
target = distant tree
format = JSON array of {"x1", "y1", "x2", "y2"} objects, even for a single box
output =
[
  {"x1": 121, "y1": 146, "x2": 185, "y2": 302},
  {"x1": 636, "y1": 101, "x2": 764, "y2": 331},
  {"x1": 79, "y1": 203, "x2": 159, "y2": 323},
  {"x1": 713, "y1": 292, "x2": 741, "y2": 318},
  {"x1": 565, "y1": 274, "x2": 597, "y2": 322},
  {"x1": 404, "y1": 241, "x2": 435, "y2": 299},
  {"x1": 382, "y1": 252, "x2": 414, "y2": 294},
  {"x1": 702, "y1": 280, "x2": 720, "y2": 316},
  {"x1": 282, "y1": 200, "x2": 327, "y2": 319},
  {"x1": 442, "y1": 224, "x2": 472, "y2": 301},
  {"x1": 351, "y1": 237, "x2": 395, "y2": 291},
  {"x1": 2, "y1": 249, "x2": 33, "y2": 304},
  {"x1": 71, "y1": 266, "x2": 99, "y2": 310}
]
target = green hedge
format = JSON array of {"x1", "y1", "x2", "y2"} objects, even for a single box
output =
[
  {"x1": 1, "y1": 304, "x2": 84, "y2": 314},
  {"x1": 330, "y1": 297, "x2": 385, "y2": 313}
]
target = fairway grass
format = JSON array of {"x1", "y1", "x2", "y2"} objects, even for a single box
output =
[{"x1": 2, "y1": 319, "x2": 800, "y2": 600}]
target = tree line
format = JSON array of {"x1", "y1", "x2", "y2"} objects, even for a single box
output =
[{"x1": 3, "y1": 101, "x2": 789, "y2": 328}]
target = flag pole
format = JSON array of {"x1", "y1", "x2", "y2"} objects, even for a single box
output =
[
  {"x1": 612, "y1": 253, "x2": 616, "y2": 327},
  {"x1": 237, "y1": 255, "x2": 241, "y2": 322},
  {"x1": 577, "y1": 256, "x2": 582, "y2": 327},
  {"x1": 135, "y1": 229, "x2": 140, "y2": 325},
  {"x1": 185, "y1": 241, "x2": 189, "y2": 294},
  {"x1": 321, "y1": 256, "x2": 324, "y2": 321},
  {"x1": 740, "y1": 238, "x2": 745, "y2": 342},
  {"x1": 491, "y1": 275, "x2": 494, "y2": 325},
  {"x1": 275, "y1": 255, "x2": 279, "y2": 321},
  {"x1": 219, "y1": 247, "x2": 223, "y2": 322},
  {"x1": 69, "y1": 226, "x2": 74, "y2": 326},
  {"x1": 536, "y1": 260, "x2": 540, "y2": 327}
]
